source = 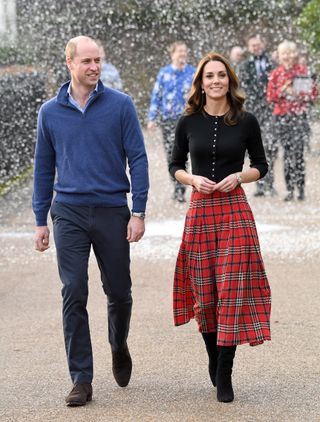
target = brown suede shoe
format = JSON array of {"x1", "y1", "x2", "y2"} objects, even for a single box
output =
[
  {"x1": 112, "y1": 346, "x2": 132, "y2": 387},
  {"x1": 65, "y1": 383, "x2": 92, "y2": 406}
]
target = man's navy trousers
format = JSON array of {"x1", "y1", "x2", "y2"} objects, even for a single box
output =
[{"x1": 51, "y1": 201, "x2": 132, "y2": 385}]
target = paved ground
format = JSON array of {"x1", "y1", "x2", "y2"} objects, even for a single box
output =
[{"x1": 0, "y1": 125, "x2": 320, "y2": 421}]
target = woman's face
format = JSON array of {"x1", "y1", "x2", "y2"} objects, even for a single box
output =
[
  {"x1": 278, "y1": 47, "x2": 296, "y2": 68},
  {"x1": 201, "y1": 60, "x2": 229, "y2": 101}
]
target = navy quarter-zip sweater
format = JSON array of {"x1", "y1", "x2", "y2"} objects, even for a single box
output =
[{"x1": 32, "y1": 81, "x2": 149, "y2": 226}]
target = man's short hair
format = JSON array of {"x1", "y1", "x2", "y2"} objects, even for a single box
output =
[
  {"x1": 169, "y1": 41, "x2": 187, "y2": 55},
  {"x1": 65, "y1": 35, "x2": 97, "y2": 60},
  {"x1": 246, "y1": 34, "x2": 265, "y2": 44}
]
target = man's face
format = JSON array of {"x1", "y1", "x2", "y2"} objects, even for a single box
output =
[
  {"x1": 248, "y1": 38, "x2": 265, "y2": 56},
  {"x1": 230, "y1": 48, "x2": 243, "y2": 64},
  {"x1": 171, "y1": 44, "x2": 188, "y2": 66},
  {"x1": 67, "y1": 40, "x2": 101, "y2": 88}
]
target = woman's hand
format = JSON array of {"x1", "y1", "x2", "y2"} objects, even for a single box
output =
[
  {"x1": 214, "y1": 174, "x2": 239, "y2": 193},
  {"x1": 192, "y1": 175, "x2": 216, "y2": 194},
  {"x1": 281, "y1": 80, "x2": 298, "y2": 97}
]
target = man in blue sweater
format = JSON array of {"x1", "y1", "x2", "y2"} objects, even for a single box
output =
[
  {"x1": 147, "y1": 41, "x2": 195, "y2": 203},
  {"x1": 32, "y1": 36, "x2": 149, "y2": 406}
]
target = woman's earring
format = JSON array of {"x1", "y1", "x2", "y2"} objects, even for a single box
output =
[{"x1": 201, "y1": 89, "x2": 204, "y2": 94}]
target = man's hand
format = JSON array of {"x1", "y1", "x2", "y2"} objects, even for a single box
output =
[
  {"x1": 34, "y1": 226, "x2": 50, "y2": 252},
  {"x1": 147, "y1": 121, "x2": 157, "y2": 130},
  {"x1": 127, "y1": 217, "x2": 145, "y2": 243},
  {"x1": 192, "y1": 175, "x2": 216, "y2": 194}
]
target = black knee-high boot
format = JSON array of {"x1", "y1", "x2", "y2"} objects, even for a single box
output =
[
  {"x1": 201, "y1": 332, "x2": 218, "y2": 387},
  {"x1": 216, "y1": 345, "x2": 237, "y2": 403}
]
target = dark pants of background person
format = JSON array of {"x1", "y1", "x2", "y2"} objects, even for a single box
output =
[
  {"x1": 160, "y1": 118, "x2": 186, "y2": 198},
  {"x1": 274, "y1": 113, "x2": 306, "y2": 196},
  {"x1": 255, "y1": 112, "x2": 279, "y2": 195},
  {"x1": 51, "y1": 201, "x2": 132, "y2": 385}
]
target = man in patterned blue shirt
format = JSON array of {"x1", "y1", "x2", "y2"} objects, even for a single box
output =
[{"x1": 148, "y1": 41, "x2": 195, "y2": 202}]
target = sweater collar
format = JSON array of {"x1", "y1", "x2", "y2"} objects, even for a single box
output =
[
  {"x1": 57, "y1": 80, "x2": 105, "y2": 106},
  {"x1": 66, "y1": 82, "x2": 98, "y2": 96}
]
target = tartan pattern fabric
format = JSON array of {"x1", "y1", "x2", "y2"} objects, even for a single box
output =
[{"x1": 173, "y1": 186, "x2": 271, "y2": 347}]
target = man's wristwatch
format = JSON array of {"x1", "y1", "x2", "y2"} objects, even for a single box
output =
[
  {"x1": 236, "y1": 173, "x2": 242, "y2": 185},
  {"x1": 131, "y1": 211, "x2": 146, "y2": 219}
]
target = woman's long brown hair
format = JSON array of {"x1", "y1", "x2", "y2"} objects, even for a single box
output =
[{"x1": 185, "y1": 52, "x2": 245, "y2": 125}]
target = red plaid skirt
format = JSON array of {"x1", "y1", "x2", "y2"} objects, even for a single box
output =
[{"x1": 173, "y1": 186, "x2": 271, "y2": 346}]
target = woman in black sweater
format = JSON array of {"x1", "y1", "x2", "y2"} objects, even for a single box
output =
[{"x1": 169, "y1": 52, "x2": 271, "y2": 403}]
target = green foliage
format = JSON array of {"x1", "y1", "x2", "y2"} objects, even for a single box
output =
[
  {"x1": 0, "y1": 45, "x2": 33, "y2": 66},
  {"x1": 297, "y1": 0, "x2": 320, "y2": 52}
]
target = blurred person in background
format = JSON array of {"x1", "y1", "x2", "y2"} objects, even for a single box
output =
[
  {"x1": 97, "y1": 40, "x2": 123, "y2": 90},
  {"x1": 169, "y1": 52, "x2": 271, "y2": 403},
  {"x1": 229, "y1": 46, "x2": 244, "y2": 74},
  {"x1": 271, "y1": 49, "x2": 279, "y2": 65},
  {"x1": 147, "y1": 41, "x2": 195, "y2": 203},
  {"x1": 267, "y1": 41, "x2": 318, "y2": 201},
  {"x1": 298, "y1": 55, "x2": 318, "y2": 152},
  {"x1": 239, "y1": 34, "x2": 276, "y2": 197}
]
